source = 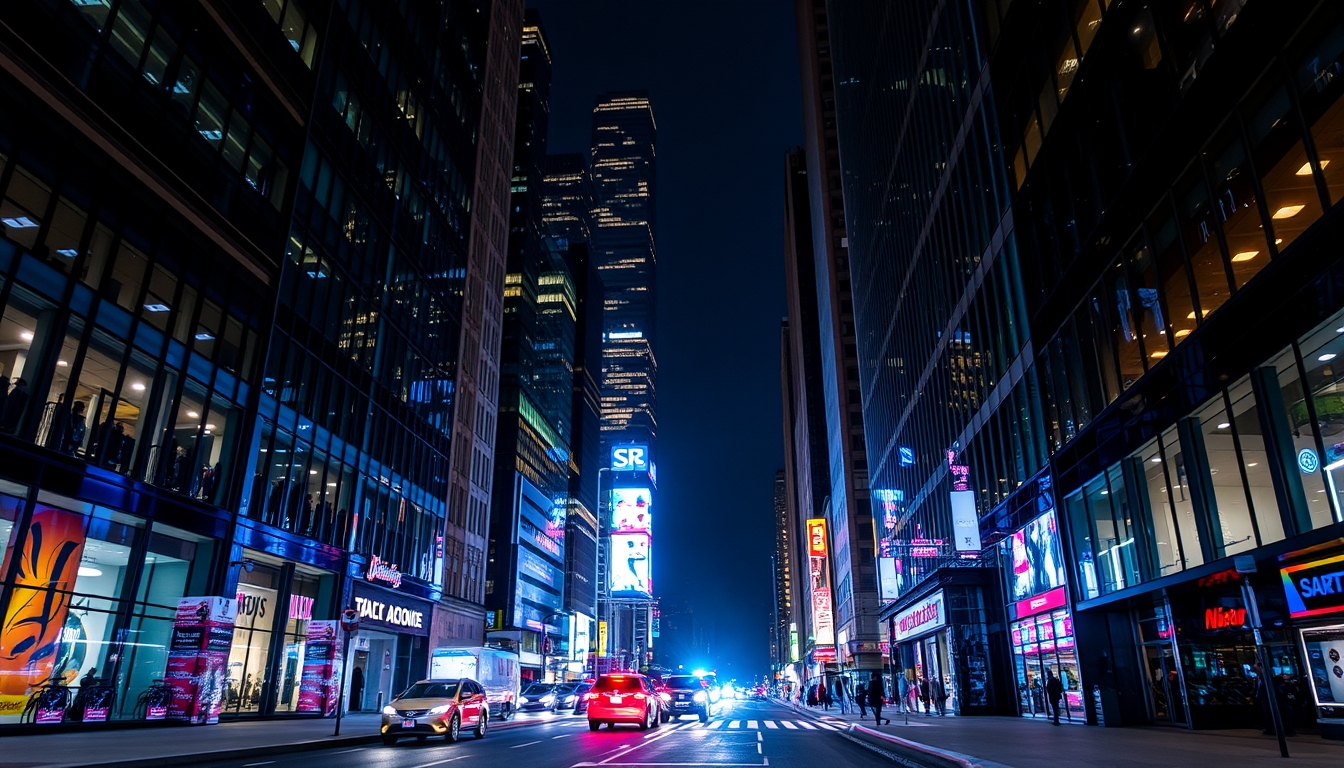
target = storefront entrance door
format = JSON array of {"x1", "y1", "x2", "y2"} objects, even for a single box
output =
[{"x1": 1142, "y1": 643, "x2": 1188, "y2": 727}]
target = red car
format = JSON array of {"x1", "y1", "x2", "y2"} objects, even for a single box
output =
[{"x1": 585, "y1": 673, "x2": 661, "y2": 731}]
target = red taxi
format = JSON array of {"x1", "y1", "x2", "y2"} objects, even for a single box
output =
[{"x1": 585, "y1": 673, "x2": 661, "y2": 731}]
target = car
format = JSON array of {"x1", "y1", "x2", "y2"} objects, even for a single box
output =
[
  {"x1": 585, "y1": 673, "x2": 661, "y2": 731},
  {"x1": 573, "y1": 681, "x2": 594, "y2": 714},
  {"x1": 653, "y1": 682, "x2": 674, "y2": 723},
  {"x1": 553, "y1": 682, "x2": 584, "y2": 709},
  {"x1": 517, "y1": 682, "x2": 559, "y2": 712},
  {"x1": 380, "y1": 679, "x2": 489, "y2": 745},
  {"x1": 661, "y1": 674, "x2": 712, "y2": 722}
]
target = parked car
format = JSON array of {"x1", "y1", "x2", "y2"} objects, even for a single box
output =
[
  {"x1": 380, "y1": 679, "x2": 488, "y2": 745},
  {"x1": 585, "y1": 673, "x2": 661, "y2": 731}
]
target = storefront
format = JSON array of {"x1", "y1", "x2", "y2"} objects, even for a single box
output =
[
  {"x1": 223, "y1": 550, "x2": 336, "y2": 717},
  {"x1": 0, "y1": 475, "x2": 225, "y2": 726},
  {"x1": 1281, "y1": 544, "x2": 1344, "y2": 740},
  {"x1": 1001, "y1": 509, "x2": 1085, "y2": 723},
  {"x1": 891, "y1": 589, "x2": 957, "y2": 714},
  {"x1": 343, "y1": 579, "x2": 430, "y2": 713}
]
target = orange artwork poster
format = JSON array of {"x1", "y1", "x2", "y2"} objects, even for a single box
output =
[{"x1": 0, "y1": 506, "x2": 87, "y2": 718}]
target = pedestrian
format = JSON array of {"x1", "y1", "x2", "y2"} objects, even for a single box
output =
[
  {"x1": 64, "y1": 400, "x2": 87, "y2": 455},
  {"x1": 897, "y1": 673, "x2": 911, "y2": 714},
  {"x1": 933, "y1": 676, "x2": 948, "y2": 716},
  {"x1": 836, "y1": 677, "x2": 849, "y2": 715},
  {"x1": 1046, "y1": 669, "x2": 1064, "y2": 725},
  {"x1": 807, "y1": 683, "x2": 818, "y2": 707},
  {"x1": 1, "y1": 377, "x2": 29, "y2": 434},
  {"x1": 822, "y1": 682, "x2": 833, "y2": 710},
  {"x1": 856, "y1": 682, "x2": 868, "y2": 718},
  {"x1": 350, "y1": 665, "x2": 365, "y2": 711},
  {"x1": 919, "y1": 675, "x2": 932, "y2": 715},
  {"x1": 869, "y1": 672, "x2": 889, "y2": 726}
]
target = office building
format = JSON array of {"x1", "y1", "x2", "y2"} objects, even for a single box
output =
[{"x1": 0, "y1": 0, "x2": 521, "y2": 725}]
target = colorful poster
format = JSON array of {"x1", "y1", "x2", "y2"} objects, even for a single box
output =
[
  {"x1": 611, "y1": 488, "x2": 652, "y2": 532},
  {"x1": 165, "y1": 597, "x2": 236, "y2": 724},
  {"x1": 0, "y1": 506, "x2": 87, "y2": 720},
  {"x1": 297, "y1": 621, "x2": 340, "y2": 716}
]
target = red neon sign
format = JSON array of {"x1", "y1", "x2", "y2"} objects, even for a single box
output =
[
  {"x1": 1204, "y1": 606, "x2": 1246, "y2": 631},
  {"x1": 1014, "y1": 586, "x2": 1067, "y2": 618}
]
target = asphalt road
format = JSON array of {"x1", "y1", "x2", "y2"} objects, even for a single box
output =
[{"x1": 191, "y1": 699, "x2": 895, "y2": 768}]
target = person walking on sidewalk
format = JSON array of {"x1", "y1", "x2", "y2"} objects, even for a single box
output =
[
  {"x1": 822, "y1": 682, "x2": 833, "y2": 710},
  {"x1": 836, "y1": 677, "x2": 849, "y2": 715},
  {"x1": 896, "y1": 673, "x2": 910, "y2": 714},
  {"x1": 918, "y1": 675, "x2": 933, "y2": 715},
  {"x1": 1046, "y1": 669, "x2": 1064, "y2": 725},
  {"x1": 869, "y1": 672, "x2": 890, "y2": 726},
  {"x1": 856, "y1": 682, "x2": 868, "y2": 718},
  {"x1": 932, "y1": 676, "x2": 948, "y2": 716}
]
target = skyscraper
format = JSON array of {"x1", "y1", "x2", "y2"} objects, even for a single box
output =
[
  {"x1": 590, "y1": 92, "x2": 658, "y2": 447},
  {"x1": 484, "y1": 10, "x2": 574, "y2": 679},
  {"x1": 794, "y1": 0, "x2": 882, "y2": 678}
]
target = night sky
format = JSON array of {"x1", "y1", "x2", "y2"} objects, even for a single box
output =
[{"x1": 530, "y1": 0, "x2": 802, "y2": 679}]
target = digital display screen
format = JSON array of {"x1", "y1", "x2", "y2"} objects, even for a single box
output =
[
  {"x1": 609, "y1": 532, "x2": 651, "y2": 597},
  {"x1": 1010, "y1": 510, "x2": 1067, "y2": 601},
  {"x1": 611, "y1": 488, "x2": 652, "y2": 533}
]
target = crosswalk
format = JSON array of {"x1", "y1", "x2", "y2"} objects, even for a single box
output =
[{"x1": 694, "y1": 718, "x2": 842, "y2": 731}]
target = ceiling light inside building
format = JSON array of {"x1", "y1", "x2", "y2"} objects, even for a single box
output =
[
  {"x1": 1273, "y1": 204, "x2": 1305, "y2": 219},
  {"x1": 1231, "y1": 250, "x2": 1259, "y2": 262}
]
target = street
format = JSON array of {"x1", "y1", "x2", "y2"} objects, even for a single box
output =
[{"x1": 189, "y1": 701, "x2": 890, "y2": 768}]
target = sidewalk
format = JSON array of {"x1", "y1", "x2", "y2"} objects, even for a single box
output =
[
  {"x1": 783, "y1": 699, "x2": 1344, "y2": 767},
  {"x1": 4, "y1": 712, "x2": 564, "y2": 768}
]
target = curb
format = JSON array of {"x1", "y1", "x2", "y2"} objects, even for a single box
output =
[
  {"x1": 846, "y1": 724, "x2": 1012, "y2": 768},
  {"x1": 38, "y1": 714, "x2": 562, "y2": 768}
]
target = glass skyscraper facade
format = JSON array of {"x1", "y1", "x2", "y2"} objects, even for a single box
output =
[
  {"x1": 816, "y1": 0, "x2": 1344, "y2": 737},
  {"x1": 0, "y1": 0, "x2": 521, "y2": 725}
]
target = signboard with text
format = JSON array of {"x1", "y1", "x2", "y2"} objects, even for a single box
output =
[
  {"x1": 611, "y1": 444, "x2": 650, "y2": 472},
  {"x1": 1281, "y1": 552, "x2": 1344, "y2": 618},
  {"x1": 351, "y1": 581, "x2": 430, "y2": 636},
  {"x1": 892, "y1": 590, "x2": 946, "y2": 643}
]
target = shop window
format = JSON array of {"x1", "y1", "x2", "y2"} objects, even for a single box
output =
[
  {"x1": 1244, "y1": 80, "x2": 1323, "y2": 253},
  {"x1": 1, "y1": 166, "x2": 52, "y2": 249},
  {"x1": 273, "y1": 569, "x2": 327, "y2": 712},
  {"x1": 41, "y1": 197, "x2": 89, "y2": 275},
  {"x1": 0, "y1": 485, "x2": 25, "y2": 575},
  {"x1": 119, "y1": 524, "x2": 215, "y2": 720},
  {"x1": 0, "y1": 497, "x2": 144, "y2": 725},
  {"x1": 106, "y1": 242, "x2": 149, "y2": 312},
  {"x1": 79, "y1": 329, "x2": 130, "y2": 470},
  {"x1": 228, "y1": 559, "x2": 283, "y2": 714},
  {"x1": 1226, "y1": 376, "x2": 1284, "y2": 545},
  {"x1": 1195, "y1": 396, "x2": 1257, "y2": 556},
  {"x1": 1296, "y1": 17, "x2": 1344, "y2": 205},
  {"x1": 1298, "y1": 317, "x2": 1344, "y2": 525},
  {"x1": 107, "y1": 0, "x2": 151, "y2": 67},
  {"x1": 1163, "y1": 423, "x2": 1206, "y2": 568},
  {"x1": 1175, "y1": 164, "x2": 1230, "y2": 321},
  {"x1": 1205, "y1": 121, "x2": 1271, "y2": 290},
  {"x1": 1136, "y1": 439, "x2": 1185, "y2": 576}
]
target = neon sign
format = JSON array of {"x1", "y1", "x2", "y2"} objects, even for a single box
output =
[{"x1": 366, "y1": 555, "x2": 403, "y2": 588}]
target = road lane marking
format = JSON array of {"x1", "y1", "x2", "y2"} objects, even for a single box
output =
[
  {"x1": 410, "y1": 758, "x2": 469, "y2": 768},
  {"x1": 243, "y1": 763, "x2": 274, "y2": 767},
  {"x1": 815, "y1": 722, "x2": 837, "y2": 731},
  {"x1": 780, "y1": 721, "x2": 797, "y2": 729},
  {"x1": 796, "y1": 721, "x2": 816, "y2": 730},
  {"x1": 707, "y1": 719, "x2": 726, "y2": 729},
  {"x1": 727, "y1": 720, "x2": 741, "y2": 729},
  {"x1": 763, "y1": 720, "x2": 778, "y2": 729},
  {"x1": 512, "y1": 740, "x2": 542, "y2": 748},
  {"x1": 747, "y1": 720, "x2": 758, "y2": 729},
  {"x1": 757, "y1": 743, "x2": 763, "y2": 754},
  {"x1": 756, "y1": 732, "x2": 762, "y2": 742},
  {"x1": 554, "y1": 733, "x2": 570, "y2": 739}
]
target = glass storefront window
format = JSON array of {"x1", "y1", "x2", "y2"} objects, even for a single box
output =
[
  {"x1": 1226, "y1": 376, "x2": 1284, "y2": 545},
  {"x1": 1300, "y1": 624, "x2": 1344, "y2": 710},
  {"x1": 1163, "y1": 423, "x2": 1206, "y2": 569},
  {"x1": 1300, "y1": 319, "x2": 1344, "y2": 525},
  {"x1": 1196, "y1": 397, "x2": 1258, "y2": 556},
  {"x1": 228, "y1": 560, "x2": 282, "y2": 715},
  {"x1": 1263, "y1": 348, "x2": 1338, "y2": 528},
  {"x1": 274, "y1": 570, "x2": 324, "y2": 713},
  {"x1": 1138, "y1": 439, "x2": 1186, "y2": 576}
]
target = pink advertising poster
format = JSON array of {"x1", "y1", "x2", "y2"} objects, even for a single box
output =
[
  {"x1": 297, "y1": 620, "x2": 340, "y2": 716},
  {"x1": 165, "y1": 597, "x2": 236, "y2": 725}
]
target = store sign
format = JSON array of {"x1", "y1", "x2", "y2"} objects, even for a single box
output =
[
  {"x1": 1014, "y1": 585, "x2": 1067, "y2": 619},
  {"x1": 611, "y1": 444, "x2": 649, "y2": 471},
  {"x1": 892, "y1": 590, "x2": 946, "y2": 642},
  {"x1": 806, "y1": 519, "x2": 827, "y2": 557},
  {"x1": 813, "y1": 646, "x2": 837, "y2": 662},
  {"x1": 1204, "y1": 606, "x2": 1247, "y2": 631},
  {"x1": 813, "y1": 587, "x2": 835, "y2": 646},
  {"x1": 351, "y1": 582, "x2": 428, "y2": 636},
  {"x1": 1281, "y1": 553, "x2": 1344, "y2": 618},
  {"x1": 366, "y1": 555, "x2": 403, "y2": 588},
  {"x1": 1298, "y1": 448, "x2": 1321, "y2": 474}
]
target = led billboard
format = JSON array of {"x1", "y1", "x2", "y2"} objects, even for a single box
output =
[
  {"x1": 1009, "y1": 510, "x2": 1066, "y2": 601},
  {"x1": 612, "y1": 487, "x2": 652, "y2": 533},
  {"x1": 610, "y1": 444, "x2": 650, "y2": 472},
  {"x1": 610, "y1": 532, "x2": 651, "y2": 597}
]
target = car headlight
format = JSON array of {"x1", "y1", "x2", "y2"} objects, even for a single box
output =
[
  {"x1": 541, "y1": 694, "x2": 556, "y2": 703},
  {"x1": 428, "y1": 704, "x2": 451, "y2": 716},
  {"x1": 658, "y1": 692, "x2": 671, "y2": 702},
  {"x1": 383, "y1": 705, "x2": 397, "y2": 716},
  {"x1": 693, "y1": 691, "x2": 708, "y2": 703}
]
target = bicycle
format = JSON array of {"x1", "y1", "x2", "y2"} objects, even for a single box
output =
[{"x1": 21, "y1": 681, "x2": 71, "y2": 724}]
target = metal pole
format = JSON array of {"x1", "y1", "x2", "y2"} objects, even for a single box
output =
[
  {"x1": 334, "y1": 627, "x2": 351, "y2": 737},
  {"x1": 1242, "y1": 577, "x2": 1288, "y2": 758}
]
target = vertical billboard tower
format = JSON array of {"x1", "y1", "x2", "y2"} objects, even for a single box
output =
[
  {"x1": 806, "y1": 518, "x2": 836, "y2": 663},
  {"x1": 603, "y1": 442, "x2": 656, "y2": 672}
]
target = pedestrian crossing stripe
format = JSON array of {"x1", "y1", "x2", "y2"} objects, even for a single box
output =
[
  {"x1": 747, "y1": 720, "x2": 758, "y2": 729},
  {"x1": 796, "y1": 721, "x2": 817, "y2": 730},
  {"x1": 780, "y1": 721, "x2": 797, "y2": 729},
  {"x1": 764, "y1": 721, "x2": 778, "y2": 729},
  {"x1": 702, "y1": 719, "x2": 834, "y2": 731},
  {"x1": 727, "y1": 720, "x2": 741, "y2": 729}
]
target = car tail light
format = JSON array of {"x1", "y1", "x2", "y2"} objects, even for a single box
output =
[
  {"x1": 633, "y1": 693, "x2": 646, "y2": 700},
  {"x1": 584, "y1": 693, "x2": 597, "y2": 700}
]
